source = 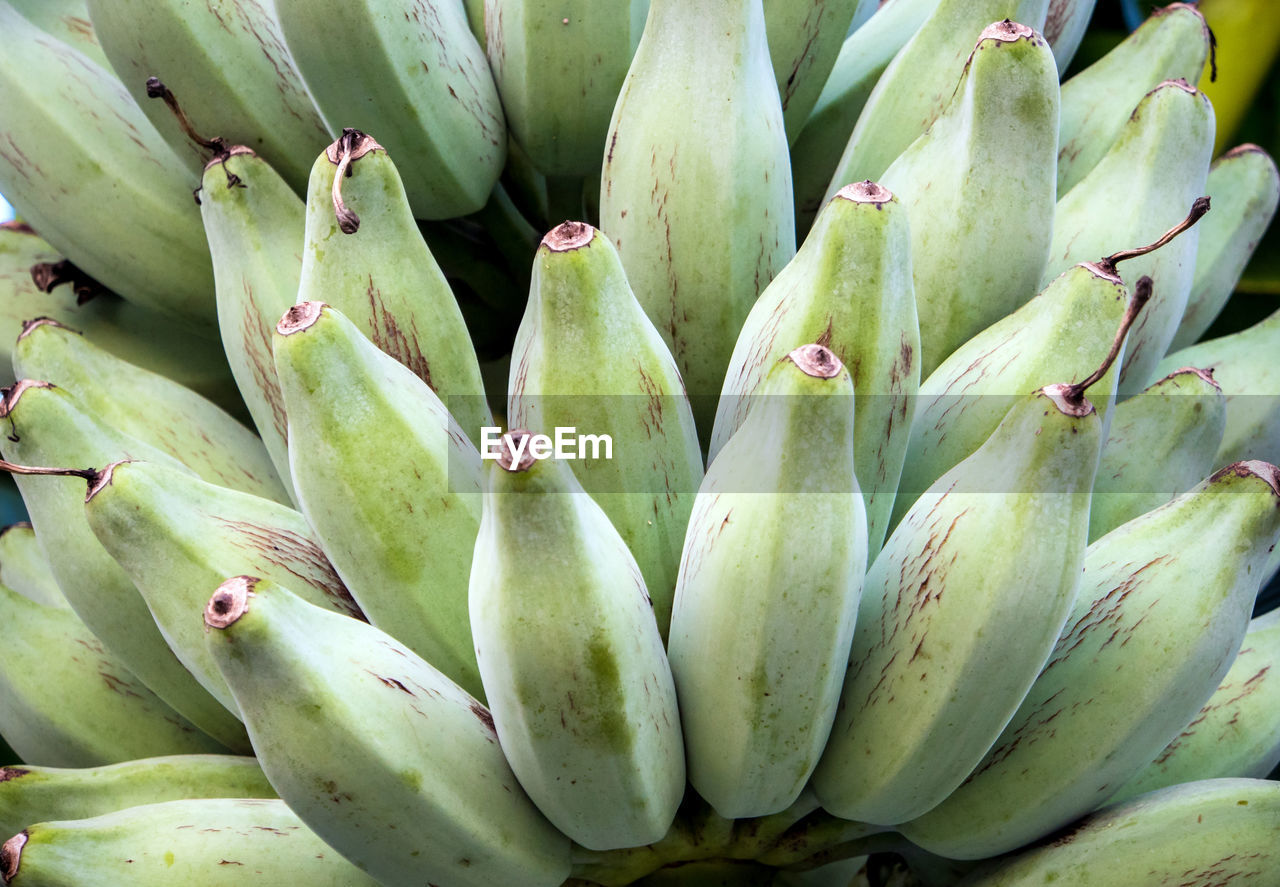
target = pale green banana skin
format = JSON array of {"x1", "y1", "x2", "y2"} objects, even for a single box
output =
[
  {"x1": 789, "y1": 0, "x2": 943, "y2": 230},
  {"x1": 1044, "y1": 80, "x2": 1214, "y2": 396},
  {"x1": 205, "y1": 578, "x2": 573, "y2": 887},
  {"x1": 8, "y1": 0, "x2": 113, "y2": 70},
  {"x1": 273, "y1": 302, "x2": 486, "y2": 701},
  {"x1": 1157, "y1": 308, "x2": 1280, "y2": 468},
  {"x1": 0, "y1": 755, "x2": 275, "y2": 839},
  {"x1": 902, "y1": 462, "x2": 1280, "y2": 859},
  {"x1": 1087, "y1": 366, "x2": 1225, "y2": 541},
  {"x1": 85, "y1": 0, "x2": 331, "y2": 194},
  {"x1": 763, "y1": 0, "x2": 859, "y2": 143},
  {"x1": 0, "y1": 524, "x2": 68, "y2": 610},
  {"x1": 668, "y1": 350, "x2": 867, "y2": 820},
  {"x1": 274, "y1": 0, "x2": 505, "y2": 219},
  {"x1": 892, "y1": 264, "x2": 1126, "y2": 530},
  {"x1": 822, "y1": 0, "x2": 1050, "y2": 195},
  {"x1": 82, "y1": 459, "x2": 362, "y2": 718},
  {"x1": 1043, "y1": 0, "x2": 1097, "y2": 72},
  {"x1": 12, "y1": 319, "x2": 288, "y2": 506},
  {"x1": 957, "y1": 779, "x2": 1280, "y2": 886},
  {"x1": 0, "y1": 382, "x2": 251, "y2": 754},
  {"x1": 599, "y1": 0, "x2": 796, "y2": 436},
  {"x1": 0, "y1": 798, "x2": 381, "y2": 887},
  {"x1": 199, "y1": 149, "x2": 302, "y2": 498},
  {"x1": 0, "y1": 224, "x2": 233, "y2": 399},
  {"x1": 1171, "y1": 144, "x2": 1280, "y2": 352},
  {"x1": 1106, "y1": 608, "x2": 1280, "y2": 805},
  {"x1": 879, "y1": 23, "x2": 1059, "y2": 379},
  {"x1": 471, "y1": 447, "x2": 683, "y2": 850},
  {"x1": 710, "y1": 183, "x2": 918, "y2": 558},
  {"x1": 1057, "y1": 3, "x2": 1210, "y2": 197},
  {"x1": 463, "y1": 0, "x2": 486, "y2": 48},
  {"x1": 0, "y1": 583, "x2": 227, "y2": 768},
  {"x1": 812, "y1": 388, "x2": 1101, "y2": 825},
  {"x1": 0, "y1": 5, "x2": 216, "y2": 327},
  {"x1": 486, "y1": 0, "x2": 648, "y2": 177},
  {"x1": 847, "y1": 0, "x2": 878, "y2": 32},
  {"x1": 507, "y1": 223, "x2": 703, "y2": 641},
  {"x1": 296, "y1": 143, "x2": 492, "y2": 447}
]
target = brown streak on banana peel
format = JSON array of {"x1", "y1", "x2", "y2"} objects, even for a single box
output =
[{"x1": 325, "y1": 129, "x2": 383, "y2": 235}]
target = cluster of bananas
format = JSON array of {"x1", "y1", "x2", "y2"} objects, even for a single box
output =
[{"x1": 0, "y1": 0, "x2": 1278, "y2": 884}]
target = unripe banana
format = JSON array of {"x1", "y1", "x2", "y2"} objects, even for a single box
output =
[
  {"x1": 470, "y1": 430, "x2": 683, "y2": 850},
  {"x1": 205, "y1": 576, "x2": 573, "y2": 887},
  {"x1": 669, "y1": 345, "x2": 866, "y2": 819},
  {"x1": 0, "y1": 4, "x2": 216, "y2": 327},
  {"x1": 273, "y1": 301, "x2": 485, "y2": 700},
  {"x1": 902, "y1": 462, "x2": 1280, "y2": 859},
  {"x1": 0, "y1": 524, "x2": 67, "y2": 610},
  {"x1": 0, "y1": 582, "x2": 227, "y2": 767},
  {"x1": 198, "y1": 147, "x2": 302, "y2": 496},
  {"x1": 0, "y1": 755, "x2": 275, "y2": 839},
  {"x1": 296, "y1": 131, "x2": 492, "y2": 446},
  {"x1": 8, "y1": 0, "x2": 112, "y2": 71},
  {"x1": 1088, "y1": 365, "x2": 1226, "y2": 541},
  {"x1": 0, "y1": 798, "x2": 381, "y2": 886},
  {"x1": 1171, "y1": 144, "x2": 1280, "y2": 351},
  {"x1": 712, "y1": 182, "x2": 918, "y2": 557},
  {"x1": 878, "y1": 21, "x2": 1059, "y2": 378},
  {"x1": 1057, "y1": 3, "x2": 1211, "y2": 196},
  {"x1": 508, "y1": 222, "x2": 703, "y2": 640},
  {"x1": 1044, "y1": 80, "x2": 1214, "y2": 395},
  {"x1": 957, "y1": 779, "x2": 1280, "y2": 886},
  {"x1": 823, "y1": 0, "x2": 1050, "y2": 194},
  {"x1": 599, "y1": 0, "x2": 795, "y2": 436},
  {"x1": 85, "y1": 0, "x2": 331, "y2": 194},
  {"x1": 1043, "y1": 0, "x2": 1097, "y2": 72},
  {"x1": 273, "y1": 0, "x2": 505, "y2": 218},
  {"x1": 0, "y1": 382, "x2": 250, "y2": 753},
  {"x1": 763, "y1": 0, "x2": 860, "y2": 143},
  {"x1": 12, "y1": 318, "x2": 287, "y2": 505}
]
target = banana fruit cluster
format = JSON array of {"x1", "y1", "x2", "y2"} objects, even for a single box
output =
[{"x1": 0, "y1": 0, "x2": 1278, "y2": 885}]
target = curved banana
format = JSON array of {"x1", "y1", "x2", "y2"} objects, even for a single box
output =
[
  {"x1": 763, "y1": 0, "x2": 860, "y2": 142},
  {"x1": 0, "y1": 524, "x2": 67, "y2": 610},
  {"x1": 205, "y1": 576, "x2": 573, "y2": 887},
  {"x1": 273, "y1": 0, "x2": 505, "y2": 218},
  {"x1": 1044, "y1": 0, "x2": 1097, "y2": 72},
  {"x1": 8, "y1": 0, "x2": 111, "y2": 70},
  {"x1": 668, "y1": 345, "x2": 866, "y2": 819}
]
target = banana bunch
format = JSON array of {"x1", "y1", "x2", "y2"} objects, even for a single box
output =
[{"x1": 0, "y1": 1, "x2": 1279, "y2": 885}]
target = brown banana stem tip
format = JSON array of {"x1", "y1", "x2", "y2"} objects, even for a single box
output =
[
  {"x1": 1099, "y1": 196, "x2": 1211, "y2": 274},
  {"x1": 543, "y1": 221, "x2": 594, "y2": 252},
  {"x1": 277, "y1": 301, "x2": 325, "y2": 336},
  {"x1": 497, "y1": 430, "x2": 538, "y2": 473},
  {"x1": 17, "y1": 317, "x2": 73, "y2": 343},
  {"x1": 1059, "y1": 275, "x2": 1154, "y2": 408},
  {"x1": 205, "y1": 576, "x2": 256, "y2": 629},
  {"x1": 787, "y1": 344, "x2": 843, "y2": 379},
  {"x1": 1, "y1": 831, "x2": 26, "y2": 883},
  {"x1": 326, "y1": 129, "x2": 381, "y2": 235},
  {"x1": 0, "y1": 457, "x2": 99, "y2": 485},
  {"x1": 29, "y1": 260, "x2": 108, "y2": 305},
  {"x1": 144, "y1": 77, "x2": 224, "y2": 154}
]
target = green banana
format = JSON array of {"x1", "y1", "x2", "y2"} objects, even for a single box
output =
[
  {"x1": 1087, "y1": 365, "x2": 1226, "y2": 541},
  {"x1": 464, "y1": 0, "x2": 486, "y2": 48},
  {"x1": 1044, "y1": 80, "x2": 1214, "y2": 395},
  {"x1": 877, "y1": 20, "x2": 1059, "y2": 378},
  {"x1": 0, "y1": 582, "x2": 227, "y2": 767},
  {"x1": 470, "y1": 430, "x2": 684, "y2": 850},
  {"x1": 0, "y1": 3, "x2": 216, "y2": 327},
  {"x1": 0, "y1": 381, "x2": 251, "y2": 753},
  {"x1": 12, "y1": 318, "x2": 288, "y2": 505},
  {"x1": 85, "y1": 0, "x2": 331, "y2": 194},
  {"x1": 8, "y1": 0, "x2": 112, "y2": 70},
  {"x1": 599, "y1": 0, "x2": 796, "y2": 435},
  {"x1": 273, "y1": 0, "x2": 505, "y2": 219},
  {"x1": 1057, "y1": 3, "x2": 1211, "y2": 196},
  {"x1": 198, "y1": 148, "x2": 302, "y2": 496},
  {"x1": 822, "y1": 0, "x2": 1050, "y2": 194},
  {"x1": 1106, "y1": 608, "x2": 1280, "y2": 805},
  {"x1": 788, "y1": 0, "x2": 943, "y2": 231},
  {"x1": 0, "y1": 798, "x2": 381, "y2": 886},
  {"x1": 273, "y1": 301, "x2": 485, "y2": 700},
  {"x1": 0, "y1": 524, "x2": 67, "y2": 610},
  {"x1": 956, "y1": 779, "x2": 1280, "y2": 885},
  {"x1": 1171, "y1": 144, "x2": 1280, "y2": 351},
  {"x1": 486, "y1": 0, "x2": 648, "y2": 178},
  {"x1": 1043, "y1": 0, "x2": 1097, "y2": 72},
  {"x1": 507, "y1": 222, "x2": 703, "y2": 640},
  {"x1": 668, "y1": 345, "x2": 866, "y2": 819},
  {"x1": 0, "y1": 755, "x2": 275, "y2": 839},
  {"x1": 763, "y1": 0, "x2": 860, "y2": 143},
  {"x1": 74, "y1": 458, "x2": 363, "y2": 717},
  {"x1": 204, "y1": 575, "x2": 573, "y2": 887},
  {"x1": 902, "y1": 461, "x2": 1280, "y2": 859},
  {"x1": 296, "y1": 130, "x2": 492, "y2": 446},
  {"x1": 1157, "y1": 307, "x2": 1280, "y2": 467},
  {"x1": 711, "y1": 182, "x2": 918, "y2": 558}
]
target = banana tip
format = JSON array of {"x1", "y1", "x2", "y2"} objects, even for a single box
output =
[
  {"x1": 1, "y1": 831, "x2": 26, "y2": 884},
  {"x1": 787, "y1": 344, "x2": 843, "y2": 379},
  {"x1": 496, "y1": 430, "x2": 538, "y2": 473},
  {"x1": 836, "y1": 181, "x2": 893, "y2": 205},
  {"x1": 543, "y1": 221, "x2": 595, "y2": 252},
  {"x1": 86, "y1": 461, "x2": 124, "y2": 503},
  {"x1": 277, "y1": 302, "x2": 325, "y2": 336},
  {"x1": 1215, "y1": 462, "x2": 1280, "y2": 498},
  {"x1": 979, "y1": 20, "x2": 1036, "y2": 43},
  {"x1": 0, "y1": 380, "x2": 54, "y2": 419},
  {"x1": 1041, "y1": 383, "x2": 1097, "y2": 418},
  {"x1": 206, "y1": 576, "x2": 256, "y2": 630}
]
